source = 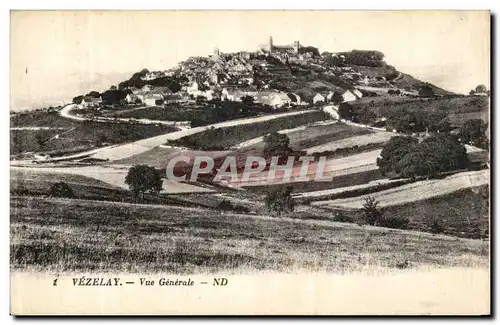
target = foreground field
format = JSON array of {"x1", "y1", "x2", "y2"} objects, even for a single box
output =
[{"x1": 11, "y1": 196, "x2": 488, "y2": 273}]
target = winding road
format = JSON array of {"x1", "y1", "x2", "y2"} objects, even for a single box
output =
[{"x1": 59, "y1": 104, "x2": 191, "y2": 129}]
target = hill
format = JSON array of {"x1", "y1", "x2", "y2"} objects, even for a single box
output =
[{"x1": 111, "y1": 47, "x2": 456, "y2": 107}]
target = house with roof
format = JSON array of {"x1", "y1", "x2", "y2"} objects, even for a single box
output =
[
  {"x1": 342, "y1": 89, "x2": 361, "y2": 102},
  {"x1": 150, "y1": 86, "x2": 172, "y2": 95},
  {"x1": 80, "y1": 96, "x2": 103, "y2": 109},
  {"x1": 221, "y1": 88, "x2": 258, "y2": 102},
  {"x1": 313, "y1": 93, "x2": 326, "y2": 104},
  {"x1": 164, "y1": 93, "x2": 185, "y2": 104},
  {"x1": 129, "y1": 86, "x2": 141, "y2": 94},
  {"x1": 255, "y1": 91, "x2": 292, "y2": 108},
  {"x1": 144, "y1": 93, "x2": 164, "y2": 106},
  {"x1": 125, "y1": 93, "x2": 142, "y2": 104},
  {"x1": 141, "y1": 84, "x2": 153, "y2": 92}
]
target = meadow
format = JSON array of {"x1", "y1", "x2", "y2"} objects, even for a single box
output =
[
  {"x1": 168, "y1": 110, "x2": 330, "y2": 150},
  {"x1": 10, "y1": 196, "x2": 488, "y2": 273},
  {"x1": 10, "y1": 121, "x2": 178, "y2": 156}
]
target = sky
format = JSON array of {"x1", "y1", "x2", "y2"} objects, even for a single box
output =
[{"x1": 10, "y1": 10, "x2": 490, "y2": 111}]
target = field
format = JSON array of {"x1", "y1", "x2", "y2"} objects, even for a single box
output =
[
  {"x1": 10, "y1": 196, "x2": 488, "y2": 273},
  {"x1": 109, "y1": 101, "x2": 283, "y2": 127},
  {"x1": 345, "y1": 95, "x2": 489, "y2": 127},
  {"x1": 448, "y1": 110, "x2": 489, "y2": 126},
  {"x1": 237, "y1": 121, "x2": 374, "y2": 155},
  {"x1": 10, "y1": 121, "x2": 178, "y2": 156},
  {"x1": 243, "y1": 169, "x2": 384, "y2": 194},
  {"x1": 9, "y1": 168, "x2": 210, "y2": 207},
  {"x1": 381, "y1": 185, "x2": 489, "y2": 239},
  {"x1": 114, "y1": 147, "x2": 232, "y2": 168},
  {"x1": 305, "y1": 132, "x2": 395, "y2": 154},
  {"x1": 11, "y1": 110, "x2": 76, "y2": 128},
  {"x1": 311, "y1": 170, "x2": 489, "y2": 209},
  {"x1": 168, "y1": 110, "x2": 330, "y2": 150}
]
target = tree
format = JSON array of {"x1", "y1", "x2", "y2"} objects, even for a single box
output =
[
  {"x1": 475, "y1": 84, "x2": 487, "y2": 93},
  {"x1": 376, "y1": 136, "x2": 419, "y2": 176},
  {"x1": 263, "y1": 132, "x2": 291, "y2": 157},
  {"x1": 72, "y1": 95, "x2": 84, "y2": 104},
  {"x1": 426, "y1": 111, "x2": 451, "y2": 133},
  {"x1": 86, "y1": 91, "x2": 101, "y2": 98},
  {"x1": 50, "y1": 182, "x2": 75, "y2": 198},
  {"x1": 125, "y1": 165, "x2": 163, "y2": 200},
  {"x1": 264, "y1": 186, "x2": 295, "y2": 217},
  {"x1": 101, "y1": 89, "x2": 127, "y2": 104},
  {"x1": 362, "y1": 196, "x2": 382, "y2": 226},
  {"x1": 331, "y1": 91, "x2": 344, "y2": 105},
  {"x1": 419, "y1": 84, "x2": 435, "y2": 97},
  {"x1": 241, "y1": 95, "x2": 255, "y2": 106},
  {"x1": 458, "y1": 119, "x2": 489, "y2": 149},
  {"x1": 167, "y1": 81, "x2": 181, "y2": 93},
  {"x1": 35, "y1": 133, "x2": 46, "y2": 148},
  {"x1": 299, "y1": 46, "x2": 320, "y2": 57},
  {"x1": 398, "y1": 134, "x2": 469, "y2": 179}
]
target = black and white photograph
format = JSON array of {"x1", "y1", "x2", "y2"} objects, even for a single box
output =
[{"x1": 8, "y1": 10, "x2": 491, "y2": 315}]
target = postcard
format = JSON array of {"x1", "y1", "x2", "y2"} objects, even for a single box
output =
[{"x1": 9, "y1": 10, "x2": 490, "y2": 315}]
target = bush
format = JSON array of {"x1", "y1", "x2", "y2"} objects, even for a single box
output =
[
  {"x1": 265, "y1": 186, "x2": 295, "y2": 217},
  {"x1": 378, "y1": 215, "x2": 409, "y2": 229},
  {"x1": 215, "y1": 199, "x2": 250, "y2": 213},
  {"x1": 333, "y1": 212, "x2": 353, "y2": 223},
  {"x1": 362, "y1": 196, "x2": 382, "y2": 226},
  {"x1": 429, "y1": 218, "x2": 445, "y2": 234},
  {"x1": 263, "y1": 132, "x2": 291, "y2": 157},
  {"x1": 50, "y1": 182, "x2": 75, "y2": 198}
]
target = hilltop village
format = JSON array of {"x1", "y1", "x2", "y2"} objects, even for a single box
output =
[{"x1": 72, "y1": 36, "x2": 436, "y2": 113}]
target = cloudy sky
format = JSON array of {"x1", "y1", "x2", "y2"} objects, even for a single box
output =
[{"x1": 10, "y1": 10, "x2": 490, "y2": 110}]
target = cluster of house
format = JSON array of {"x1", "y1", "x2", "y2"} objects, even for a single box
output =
[
  {"x1": 77, "y1": 80, "x2": 364, "y2": 111},
  {"x1": 125, "y1": 85, "x2": 186, "y2": 106},
  {"x1": 186, "y1": 81, "x2": 301, "y2": 108},
  {"x1": 79, "y1": 96, "x2": 103, "y2": 109},
  {"x1": 312, "y1": 88, "x2": 363, "y2": 104}
]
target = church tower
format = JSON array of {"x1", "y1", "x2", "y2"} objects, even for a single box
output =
[
  {"x1": 268, "y1": 36, "x2": 273, "y2": 53},
  {"x1": 293, "y1": 41, "x2": 300, "y2": 54}
]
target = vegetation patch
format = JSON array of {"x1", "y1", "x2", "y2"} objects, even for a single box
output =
[
  {"x1": 11, "y1": 119, "x2": 178, "y2": 156},
  {"x1": 168, "y1": 110, "x2": 330, "y2": 150}
]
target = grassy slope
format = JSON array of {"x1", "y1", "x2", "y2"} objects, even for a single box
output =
[
  {"x1": 381, "y1": 185, "x2": 489, "y2": 239},
  {"x1": 314, "y1": 185, "x2": 489, "y2": 240},
  {"x1": 239, "y1": 122, "x2": 373, "y2": 155},
  {"x1": 243, "y1": 169, "x2": 384, "y2": 194},
  {"x1": 169, "y1": 110, "x2": 330, "y2": 150},
  {"x1": 10, "y1": 169, "x2": 210, "y2": 209},
  {"x1": 10, "y1": 113, "x2": 178, "y2": 156},
  {"x1": 11, "y1": 196, "x2": 488, "y2": 273},
  {"x1": 10, "y1": 111, "x2": 77, "y2": 128},
  {"x1": 347, "y1": 96, "x2": 489, "y2": 127}
]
